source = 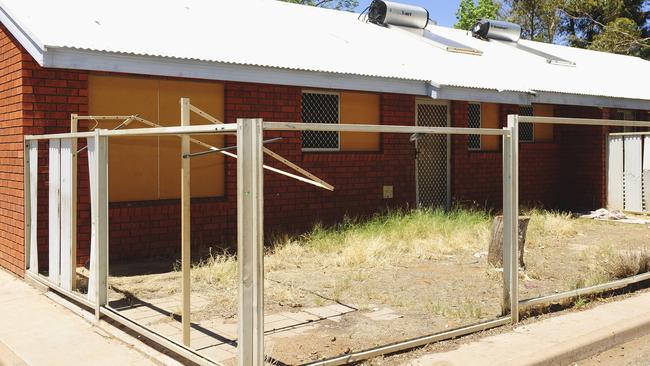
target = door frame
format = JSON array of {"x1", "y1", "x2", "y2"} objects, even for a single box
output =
[{"x1": 414, "y1": 98, "x2": 451, "y2": 210}]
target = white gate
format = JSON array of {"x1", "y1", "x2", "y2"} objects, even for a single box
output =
[
  {"x1": 607, "y1": 133, "x2": 650, "y2": 212},
  {"x1": 415, "y1": 100, "x2": 450, "y2": 208}
]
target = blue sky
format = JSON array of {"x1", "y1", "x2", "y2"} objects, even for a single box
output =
[{"x1": 355, "y1": 0, "x2": 462, "y2": 27}]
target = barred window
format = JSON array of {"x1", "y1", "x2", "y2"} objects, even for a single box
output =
[
  {"x1": 519, "y1": 105, "x2": 534, "y2": 142},
  {"x1": 468, "y1": 103, "x2": 481, "y2": 150},
  {"x1": 302, "y1": 92, "x2": 340, "y2": 151}
]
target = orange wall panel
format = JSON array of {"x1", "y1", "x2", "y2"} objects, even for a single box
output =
[
  {"x1": 481, "y1": 103, "x2": 499, "y2": 151},
  {"x1": 340, "y1": 92, "x2": 380, "y2": 151},
  {"x1": 158, "y1": 80, "x2": 225, "y2": 199},
  {"x1": 533, "y1": 104, "x2": 554, "y2": 142},
  {"x1": 89, "y1": 75, "x2": 225, "y2": 202},
  {"x1": 88, "y1": 75, "x2": 159, "y2": 202}
]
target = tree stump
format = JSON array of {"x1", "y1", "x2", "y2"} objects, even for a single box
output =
[{"x1": 487, "y1": 215, "x2": 530, "y2": 269}]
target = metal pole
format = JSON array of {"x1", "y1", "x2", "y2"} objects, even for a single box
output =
[
  {"x1": 70, "y1": 114, "x2": 78, "y2": 291},
  {"x1": 94, "y1": 129, "x2": 109, "y2": 320},
  {"x1": 180, "y1": 98, "x2": 192, "y2": 347},
  {"x1": 501, "y1": 126, "x2": 512, "y2": 316},
  {"x1": 237, "y1": 118, "x2": 265, "y2": 366},
  {"x1": 24, "y1": 140, "x2": 31, "y2": 273},
  {"x1": 508, "y1": 114, "x2": 520, "y2": 323}
]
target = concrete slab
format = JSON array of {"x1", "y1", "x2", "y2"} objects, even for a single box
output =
[
  {"x1": 0, "y1": 270, "x2": 163, "y2": 366},
  {"x1": 409, "y1": 292, "x2": 650, "y2": 366}
]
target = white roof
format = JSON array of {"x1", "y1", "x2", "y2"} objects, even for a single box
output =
[{"x1": 1, "y1": 0, "x2": 649, "y2": 108}]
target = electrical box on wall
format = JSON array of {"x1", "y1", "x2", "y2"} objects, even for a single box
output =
[{"x1": 383, "y1": 185, "x2": 394, "y2": 199}]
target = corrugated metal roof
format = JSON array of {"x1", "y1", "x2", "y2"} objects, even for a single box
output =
[{"x1": 0, "y1": 0, "x2": 648, "y2": 102}]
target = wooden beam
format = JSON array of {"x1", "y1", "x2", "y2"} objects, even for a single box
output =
[
  {"x1": 237, "y1": 118, "x2": 265, "y2": 366},
  {"x1": 187, "y1": 103, "x2": 334, "y2": 191},
  {"x1": 262, "y1": 147, "x2": 334, "y2": 191},
  {"x1": 180, "y1": 98, "x2": 192, "y2": 347},
  {"x1": 189, "y1": 104, "x2": 223, "y2": 124}
]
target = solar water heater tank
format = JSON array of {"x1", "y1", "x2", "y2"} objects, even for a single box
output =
[
  {"x1": 472, "y1": 19, "x2": 522, "y2": 42},
  {"x1": 368, "y1": 0, "x2": 429, "y2": 29}
]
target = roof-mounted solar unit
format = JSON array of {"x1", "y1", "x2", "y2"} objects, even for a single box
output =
[
  {"x1": 368, "y1": 0, "x2": 429, "y2": 29},
  {"x1": 515, "y1": 43, "x2": 576, "y2": 67},
  {"x1": 423, "y1": 30, "x2": 483, "y2": 56},
  {"x1": 472, "y1": 19, "x2": 575, "y2": 66},
  {"x1": 472, "y1": 19, "x2": 522, "y2": 42}
]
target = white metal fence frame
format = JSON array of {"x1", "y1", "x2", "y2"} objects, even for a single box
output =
[
  {"x1": 513, "y1": 115, "x2": 650, "y2": 311},
  {"x1": 606, "y1": 131, "x2": 650, "y2": 213},
  {"x1": 23, "y1": 99, "x2": 522, "y2": 366}
]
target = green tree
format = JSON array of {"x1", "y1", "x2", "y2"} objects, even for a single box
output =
[
  {"x1": 455, "y1": 0, "x2": 501, "y2": 30},
  {"x1": 281, "y1": 0, "x2": 358, "y2": 11},
  {"x1": 589, "y1": 17, "x2": 649, "y2": 56},
  {"x1": 560, "y1": 0, "x2": 649, "y2": 50},
  {"x1": 503, "y1": 0, "x2": 564, "y2": 42},
  {"x1": 476, "y1": 0, "x2": 500, "y2": 20}
]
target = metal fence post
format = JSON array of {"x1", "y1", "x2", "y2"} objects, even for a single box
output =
[
  {"x1": 237, "y1": 118, "x2": 265, "y2": 366},
  {"x1": 507, "y1": 115, "x2": 520, "y2": 323},
  {"x1": 502, "y1": 126, "x2": 513, "y2": 316},
  {"x1": 94, "y1": 130, "x2": 109, "y2": 320}
]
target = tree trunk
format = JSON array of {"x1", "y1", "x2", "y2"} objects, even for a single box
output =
[{"x1": 488, "y1": 215, "x2": 530, "y2": 269}]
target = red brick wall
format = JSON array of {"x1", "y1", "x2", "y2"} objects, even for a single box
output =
[
  {"x1": 0, "y1": 25, "x2": 27, "y2": 275},
  {"x1": 107, "y1": 84, "x2": 417, "y2": 261},
  {"x1": 451, "y1": 101, "x2": 612, "y2": 211},
  {"x1": 0, "y1": 24, "x2": 88, "y2": 276},
  {"x1": 555, "y1": 105, "x2": 609, "y2": 210}
]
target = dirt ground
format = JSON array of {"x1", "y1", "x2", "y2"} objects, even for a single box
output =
[{"x1": 106, "y1": 213, "x2": 650, "y2": 365}]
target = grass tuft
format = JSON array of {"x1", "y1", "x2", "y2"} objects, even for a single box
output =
[{"x1": 267, "y1": 208, "x2": 492, "y2": 270}]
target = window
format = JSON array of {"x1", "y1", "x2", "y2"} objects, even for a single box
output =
[
  {"x1": 302, "y1": 91, "x2": 340, "y2": 151},
  {"x1": 468, "y1": 103, "x2": 481, "y2": 150},
  {"x1": 619, "y1": 110, "x2": 639, "y2": 133},
  {"x1": 301, "y1": 91, "x2": 381, "y2": 152},
  {"x1": 89, "y1": 75, "x2": 225, "y2": 202},
  {"x1": 519, "y1": 105, "x2": 534, "y2": 142}
]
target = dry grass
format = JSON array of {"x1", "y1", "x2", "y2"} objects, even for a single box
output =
[
  {"x1": 569, "y1": 244, "x2": 650, "y2": 290},
  {"x1": 112, "y1": 208, "x2": 636, "y2": 321},
  {"x1": 266, "y1": 208, "x2": 492, "y2": 271},
  {"x1": 524, "y1": 209, "x2": 579, "y2": 247}
]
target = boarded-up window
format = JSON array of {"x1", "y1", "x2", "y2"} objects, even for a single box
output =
[
  {"x1": 88, "y1": 75, "x2": 225, "y2": 202},
  {"x1": 481, "y1": 103, "x2": 500, "y2": 151},
  {"x1": 533, "y1": 104, "x2": 554, "y2": 142},
  {"x1": 340, "y1": 92, "x2": 380, "y2": 151},
  {"x1": 467, "y1": 103, "x2": 499, "y2": 151},
  {"x1": 301, "y1": 90, "x2": 380, "y2": 151}
]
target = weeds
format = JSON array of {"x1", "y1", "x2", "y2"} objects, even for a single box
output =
[
  {"x1": 426, "y1": 299, "x2": 484, "y2": 319},
  {"x1": 267, "y1": 208, "x2": 492, "y2": 270}
]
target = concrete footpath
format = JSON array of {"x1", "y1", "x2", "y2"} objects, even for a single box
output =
[
  {"x1": 409, "y1": 291, "x2": 650, "y2": 366},
  {"x1": 0, "y1": 270, "x2": 164, "y2": 366}
]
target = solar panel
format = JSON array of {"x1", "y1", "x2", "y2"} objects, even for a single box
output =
[
  {"x1": 423, "y1": 30, "x2": 483, "y2": 56},
  {"x1": 515, "y1": 43, "x2": 576, "y2": 67}
]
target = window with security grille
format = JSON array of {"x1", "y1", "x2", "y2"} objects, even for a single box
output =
[
  {"x1": 618, "y1": 110, "x2": 640, "y2": 132},
  {"x1": 301, "y1": 92, "x2": 340, "y2": 150},
  {"x1": 519, "y1": 105, "x2": 534, "y2": 142},
  {"x1": 468, "y1": 103, "x2": 481, "y2": 150}
]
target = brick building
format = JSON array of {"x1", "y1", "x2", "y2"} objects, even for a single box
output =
[{"x1": 0, "y1": 0, "x2": 649, "y2": 277}]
